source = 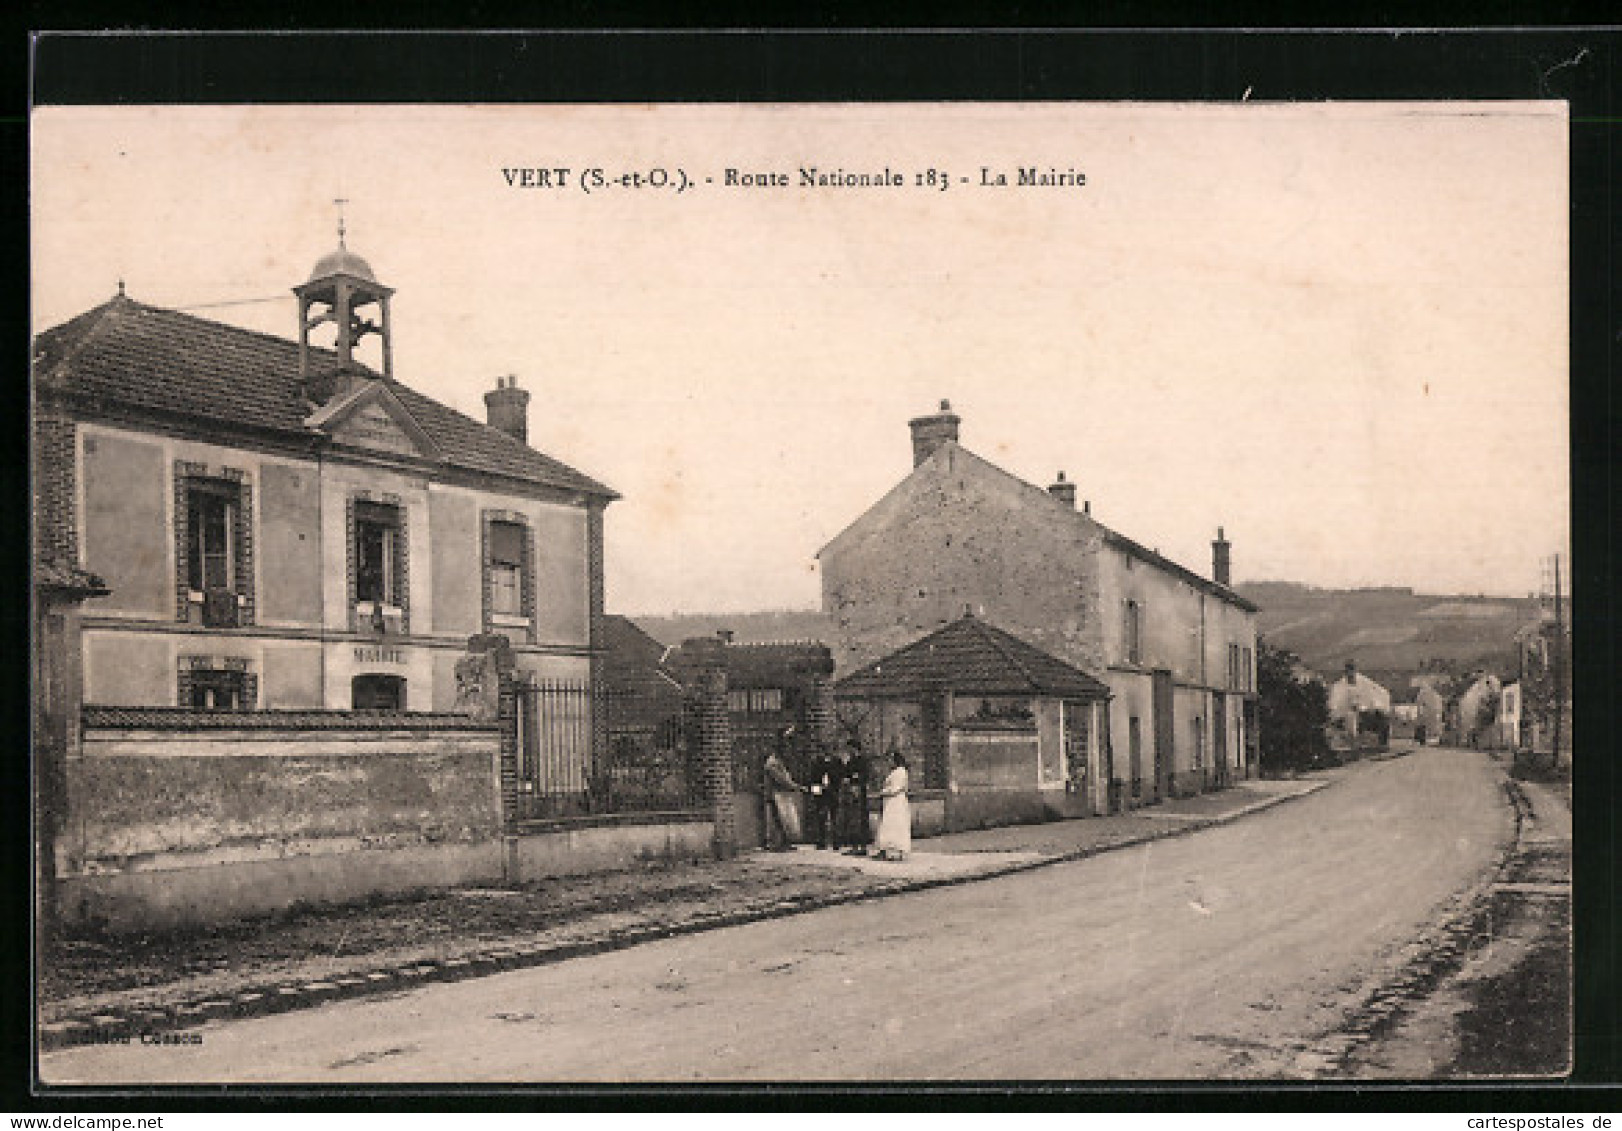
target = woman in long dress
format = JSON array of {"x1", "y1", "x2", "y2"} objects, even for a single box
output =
[{"x1": 875, "y1": 750, "x2": 911, "y2": 861}]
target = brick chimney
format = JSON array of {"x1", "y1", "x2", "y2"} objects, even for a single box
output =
[
  {"x1": 1211, "y1": 527, "x2": 1232, "y2": 587},
  {"x1": 1344, "y1": 659, "x2": 1357, "y2": 687},
  {"x1": 1048, "y1": 471, "x2": 1077, "y2": 508},
  {"x1": 909, "y1": 399, "x2": 961, "y2": 467},
  {"x1": 484, "y1": 375, "x2": 531, "y2": 445}
]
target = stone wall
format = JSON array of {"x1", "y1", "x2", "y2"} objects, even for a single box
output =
[{"x1": 59, "y1": 710, "x2": 503, "y2": 931}]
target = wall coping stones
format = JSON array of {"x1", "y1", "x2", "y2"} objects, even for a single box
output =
[{"x1": 83, "y1": 706, "x2": 497, "y2": 732}]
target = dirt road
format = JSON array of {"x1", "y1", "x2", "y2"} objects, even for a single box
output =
[{"x1": 41, "y1": 747, "x2": 1512, "y2": 1083}]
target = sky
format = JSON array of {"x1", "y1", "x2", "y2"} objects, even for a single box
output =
[{"x1": 31, "y1": 103, "x2": 1569, "y2": 614}]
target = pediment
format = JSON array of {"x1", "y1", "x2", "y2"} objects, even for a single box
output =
[{"x1": 306, "y1": 381, "x2": 441, "y2": 461}]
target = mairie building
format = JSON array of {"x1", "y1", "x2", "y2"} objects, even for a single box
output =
[{"x1": 33, "y1": 238, "x2": 616, "y2": 715}]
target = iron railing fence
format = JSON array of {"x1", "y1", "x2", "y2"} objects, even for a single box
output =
[{"x1": 510, "y1": 680, "x2": 702, "y2": 821}]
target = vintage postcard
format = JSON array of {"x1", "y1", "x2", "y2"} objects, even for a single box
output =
[{"x1": 31, "y1": 97, "x2": 1571, "y2": 1086}]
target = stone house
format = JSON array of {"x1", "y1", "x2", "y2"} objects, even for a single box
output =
[
  {"x1": 1326, "y1": 660, "x2": 1393, "y2": 748},
  {"x1": 1405, "y1": 674, "x2": 1449, "y2": 745},
  {"x1": 1455, "y1": 672, "x2": 1505, "y2": 749},
  {"x1": 818, "y1": 401, "x2": 1259, "y2": 807}
]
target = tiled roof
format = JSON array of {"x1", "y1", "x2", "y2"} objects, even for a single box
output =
[
  {"x1": 602, "y1": 614, "x2": 669, "y2": 666},
  {"x1": 83, "y1": 706, "x2": 496, "y2": 731},
  {"x1": 35, "y1": 558, "x2": 109, "y2": 595},
  {"x1": 665, "y1": 638, "x2": 835, "y2": 688},
  {"x1": 1100, "y1": 528, "x2": 1259, "y2": 613},
  {"x1": 602, "y1": 615, "x2": 685, "y2": 702},
  {"x1": 34, "y1": 295, "x2": 615, "y2": 498},
  {"x1": 835, "y1": 612, "x2": 1111, "y2": 700}
]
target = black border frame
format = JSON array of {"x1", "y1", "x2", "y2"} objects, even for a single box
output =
[{"x1": 13, "y1": 26, "x2": 1618, "y2": 1112}]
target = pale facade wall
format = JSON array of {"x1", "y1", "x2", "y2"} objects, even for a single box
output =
[
  {"x1": 1327, "y1": 674, "x2": 1394, "y2": 720},
  {"x1": 82, "y1": 631, "x2": 174, "y2": 706},
  {"x1": 1105, "y1": 670, "x2": 1154, "y2": 790},
  {"x1": 428, "y1": 487, "x2": 482, "y2": 636},
  {"x1": 260, "y1": 640, "x2": 324, "y2": 707},
  {"x1": 529, "y1": 503, "x2": 591, "y2": 645},
  {"x1": 72, "y1": 420, "x2": 597, "y2": 712},
  {"x1": 1096, "y1": 544, "x2": 1256, "y2": 792},
  {"x1": 79, "y1": 429, "x2": 170, "y2": 617},
  {"x1": 257, "y1": 461, "x2": 324, "y2": 626}
]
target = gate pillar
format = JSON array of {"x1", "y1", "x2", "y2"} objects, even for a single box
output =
[
  {"x1": 684, "y1": 638, "x2": 735, "y2": 858},
  {"x1": 496, "y1": 674, "x2": 522, "y2": 883}
]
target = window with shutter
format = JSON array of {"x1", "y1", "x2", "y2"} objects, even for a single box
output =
[
  {"x1": 354, "y1": 501, "x2": 402, "y2": 607},
  {"x1": 489, "y1": 520, "x2": 525, "y2": 616}
]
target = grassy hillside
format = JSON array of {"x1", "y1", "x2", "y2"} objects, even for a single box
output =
[
  {"x1": 626, "y1": 583, "x2": 1543, "y2": 692},
  {"x1": 1237, "y1": 581, "x2": 1537, "y2": 688}
]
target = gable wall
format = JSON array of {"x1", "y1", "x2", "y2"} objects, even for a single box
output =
[{"x1": 821, "y1": 445, "x2": 1107, "y2": 676}]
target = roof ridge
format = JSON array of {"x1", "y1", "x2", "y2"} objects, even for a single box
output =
[
  {"x1": 129, "y1": 297, "x2": 357, "y2": 365},
  {"x1": 37, "y1": 295, "x2": 616, "y2": 498},
  {"x1": 36, "y1": 296, "x2": 360, "y2": 387},
  {"x1": 384, "y1": 380, "x2": 618, "y2": 499},
  {"x1": 727, "y1": 638, "x2": 826, "y2": 648},
  {"x1": 34, "y1": 296, "x2": 124, "y2": 386},
  {"x1": 964, "y1": 615, "x2": 1042, "y2": 692}
]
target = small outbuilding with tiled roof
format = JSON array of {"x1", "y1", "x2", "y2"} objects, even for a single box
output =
[{"x1": 835, "y1": 611, "x2": 1113, "y2": 834}]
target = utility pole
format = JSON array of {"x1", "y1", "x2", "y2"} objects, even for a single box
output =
[{"x1": 1552, "y1": 552, "x2": 1564, "y2": 770}]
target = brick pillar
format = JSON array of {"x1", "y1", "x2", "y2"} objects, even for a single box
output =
[
  {"x1": 684, "y1": 638, "x2": 734, "y2": 858},
  {"x1": 496, "y1": 674, "x2": 521, "y2": 883}
]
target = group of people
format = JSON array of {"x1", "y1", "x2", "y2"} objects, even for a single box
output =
[{"x1": 762, "y1": 727, "x2": 911, "y2": 861}]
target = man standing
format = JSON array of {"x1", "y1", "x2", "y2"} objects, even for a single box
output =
[
  {"x1": 763, "y1": 726, "x2": 805, "y2": 851},
  {"x1": 837, "y1": 740, "x2": 872, "y2": 855},
  {"x1": 805, "y1": 742, "x2": 841, "y2": 850}
]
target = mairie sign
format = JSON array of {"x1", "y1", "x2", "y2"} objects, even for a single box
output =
[{"x1": 354, "y1": 646, "x2": 405, "y2": 664}]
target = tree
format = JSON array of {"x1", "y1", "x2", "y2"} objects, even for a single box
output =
[
  {"x1": 1257, "y1": 640, "x2": 1332, "y2": 774},
  {"x1": 1520, "y1": 621, "x2": 1570, "y2": 760}
]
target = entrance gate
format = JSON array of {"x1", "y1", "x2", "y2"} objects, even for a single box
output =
[{"x1": 506, "y1": 678, "x2": 701, "y2": 823}]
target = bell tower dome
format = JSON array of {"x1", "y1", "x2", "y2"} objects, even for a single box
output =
[{"x1": 293, "y1": 203, "x2": 394, "y2": 403}]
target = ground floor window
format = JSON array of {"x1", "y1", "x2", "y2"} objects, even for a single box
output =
[
  {"x1": 188, "y1": 668, "x2": 247, "y2": 710},
  {"x1": 353, "y1": 673, "x2": 406, "y2": 710},
  {"x1": 178, "y1": 658, "x2": 256, "y2": 710}
]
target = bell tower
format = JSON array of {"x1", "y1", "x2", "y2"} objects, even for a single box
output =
[{"x1": 294, "y1": 201, "x2": 394, "y2": 403}]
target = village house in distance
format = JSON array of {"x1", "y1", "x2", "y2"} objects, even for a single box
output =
[{"x1": 820, "y1": 401, "x2": 1259, "y2": 812}]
